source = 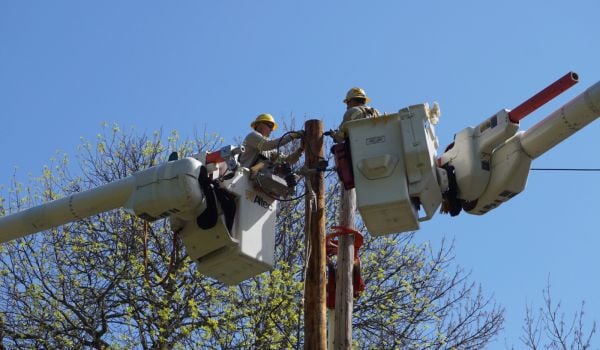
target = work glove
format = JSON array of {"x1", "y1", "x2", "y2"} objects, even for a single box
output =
[{"x1": 327, "y1": 129, "x2": 345, "y2": 143}]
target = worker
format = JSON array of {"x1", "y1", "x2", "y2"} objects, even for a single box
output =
[
  {"x1": 239, "y1": 113, "x2": 304, "y2": 169},
  {"x1": 334, "y1": 87, "x2": 380, "y2": 142}
]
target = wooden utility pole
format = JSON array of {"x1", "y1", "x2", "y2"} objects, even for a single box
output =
[
  {"x1": 303, "y1": 119, "x2": 326, "y2": 350},
  {"x1": 334, "y1": 188, "x2": 355, "y2": 349}
]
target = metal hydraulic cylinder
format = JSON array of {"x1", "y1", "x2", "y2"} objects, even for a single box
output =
[
  {"x1": 0, "y1": 177, "x2": 135, "y2": 243},
  {"x1": 0, "y1": 158, "x2": 205, "y2": 243},
  {"x1": 466, "y1": 79, "x2": 600, "y2": 215},
  {"x1": 521, "y1": 80, "x2": 600, "y2": 159}
]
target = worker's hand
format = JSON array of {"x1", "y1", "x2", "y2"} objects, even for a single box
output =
[
  {"x1": 324, "y1": 129, "x2": 336, "y2": 137},
  {"x1": 328, "y1": 129, "x2": 345, "y2": 143}
]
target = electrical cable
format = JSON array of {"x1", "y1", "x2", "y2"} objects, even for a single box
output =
[
  {"x1": 531, "y1": 168, "x2": 600, "y2": 172},
  {"x1": 254, "y1": 170, "x2": 307, "y2": 202},
  {"x1": 254, "y1": 129, "x2": 335, "y2": 202},
  {"x1": 250, "y1": 130, "x2": 306, "y2": 202},
  {"x1": 301, "y1": 176, "x2": 315, "y2": 306},
  {"x1": 142, "y1": 219, "x2": 179, "y2": 286},
  {"x1": 276, "y1": 130, "x2": 304, "y2": 157},
  {"x1": 277, "y1": 130, "x2": 330, "y2": 166}
]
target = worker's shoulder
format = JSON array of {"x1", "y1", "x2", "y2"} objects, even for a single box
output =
[
  {"x1": 244, "y1": 130, "x2": 262, "y2": 137},
  {"x1": 343, "y1": 105, "x2": 379, "y2": 120},
  {"x1": 243, "y1": 130, "x2": 265, "y2": 141}
]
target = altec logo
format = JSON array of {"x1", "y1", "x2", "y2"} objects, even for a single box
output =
[
  {"x1": 246, "y1": 190, "x2": 272, "y2": 210},
  {"x1": 254, "y1": 195, "x2": 272, "y2": 209}
]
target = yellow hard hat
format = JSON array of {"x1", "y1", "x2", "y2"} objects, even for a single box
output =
[
  {"x1": 251, "y1": 113, "x2": 278, "y2": 130},
  {"x1": 343, "y1": 87, "x2": 371, "y2": 103}
]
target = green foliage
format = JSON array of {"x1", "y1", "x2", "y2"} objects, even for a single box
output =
[{"x1": 0, "y1": 124, "x2": 503, "y2": 349}]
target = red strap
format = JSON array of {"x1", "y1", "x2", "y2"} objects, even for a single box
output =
[
  {"x1": 325, "y1": 226, "x2": 366, "y2": 303},
  {"x1": 326, "y1": 226, "x2": 363, "y2": 260}
]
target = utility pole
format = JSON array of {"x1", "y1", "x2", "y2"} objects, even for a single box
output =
[
  {"x1": 303, "y1": 119, "x2": 326, "y2": 350},
  {"x1": 334, "y1": 188, "x2": 355, "y2": 349}
]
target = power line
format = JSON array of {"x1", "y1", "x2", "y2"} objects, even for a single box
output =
[{"x1": 531, "y1": 168, "x2": 600, "y2": 172}]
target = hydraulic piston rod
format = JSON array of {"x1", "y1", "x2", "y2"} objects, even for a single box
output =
[{"x1": 508, "y1": 71, "x2": 579, "y2": 123}]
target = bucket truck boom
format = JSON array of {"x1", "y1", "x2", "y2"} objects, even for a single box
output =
[
  {"x1": 334, "y1": 72, "x2": 600, "y2": 235},
  {"x1": 0, "y1": 145, "x2": 291, "y2": 285},
  {"x1": 440, "y1": 73, "x2": 600, "y2": 215}
]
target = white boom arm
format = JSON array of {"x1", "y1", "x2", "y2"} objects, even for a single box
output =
[
  {"x1": 0, "y1": 177, "x2": 135, "y2": 243},
  {"x1": 0, "y1": 158, "x2": 205, "y2": 243},
  {"x1": 441, "y1": 74, "x2": 600, "y2": 215},
  {"x1": 521, "y1": 81, "x2": 600, "y2": 158},
  {"x1": 0, "y1": 146, "x2": 282, "y2": 285}
]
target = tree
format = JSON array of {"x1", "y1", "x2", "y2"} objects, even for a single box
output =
[
  {"x1": 517, "y1": 281, "x2": 596, "y2": 350},
  {"x1": 0, "y1": 123, "x2": 504, "y2": 349}
]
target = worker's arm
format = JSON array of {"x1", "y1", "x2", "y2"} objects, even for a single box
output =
[
  {"x1": 276, "y1": 143, "x2": 304, "y2": 165},
  {"x1": 240, "y1": 131, "x2": 302, "y2": 168},
  {"x1": 245, "y1": 131, "x2": 295, "y2": 152}
]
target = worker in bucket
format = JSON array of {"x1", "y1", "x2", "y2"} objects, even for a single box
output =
[
  {"x1": 239, "y1": 113, "x2": 304, "y2": 169},
  {"x1": 334, "y1": 87, "x2": 380, "y2": 142}
]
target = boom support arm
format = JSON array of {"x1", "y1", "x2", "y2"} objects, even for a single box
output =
[
  {"x1": 0, "y1": 177, "x2": 135, "y2": 243},
  {"x1": 0, "y1": 158, "x2": 205, "y2": 243},
  {"x1": 521, "y1": 80, "x2": 600, "y2": 159},
  {"x1": 440, "y1": 73, "x2": 600, "y2": 216}
]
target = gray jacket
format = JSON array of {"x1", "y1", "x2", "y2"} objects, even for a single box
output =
[
  {"x1": 239, "y1": 130, "x2": 301, "y2": 168},
  {"x1": 335, "y1": 105, "x2": 380, "y2": 141}
]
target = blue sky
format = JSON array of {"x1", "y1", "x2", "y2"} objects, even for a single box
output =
[{"x1": 1, "y1": 1, "x2": 599, "y2": 348}]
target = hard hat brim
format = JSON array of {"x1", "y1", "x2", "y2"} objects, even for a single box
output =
[
  {"x1": 343, "y1": 97, "x2": 371, "y2": 104},
  {"x1": 251, "y1": 121, "x2": 278, "y2": 131}
]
